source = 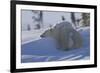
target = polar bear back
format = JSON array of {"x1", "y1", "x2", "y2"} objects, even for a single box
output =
[{"x1": 54, "y1": 21, "x2": 73, "y2": 30}]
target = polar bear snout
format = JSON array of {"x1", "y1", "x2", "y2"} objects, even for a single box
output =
[{"x1": 40, "y1": 34, "x2": 44, "y2": 37}]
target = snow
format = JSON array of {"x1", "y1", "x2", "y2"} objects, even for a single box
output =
[
  {"x1": 22, "y1": 28, "x2": 50, "y2": 44},
  {"x1": 21, "y1": 10, "x2": 82, "y2": 31},
  {"x1": 21, "y1": 27, "x2": 90, "y2": 63}
]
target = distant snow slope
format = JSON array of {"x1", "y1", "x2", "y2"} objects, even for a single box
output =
[
  {"x1": 21, "y1": 26, "x2": 90, "y2": 63},
  {"x1": 22, "y1": 28, "x2": 50, "y2": 44}
]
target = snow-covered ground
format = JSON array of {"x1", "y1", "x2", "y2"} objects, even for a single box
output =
[
  {"x1": 22, "y1": 28, "x2": 50, "y2": 44},
  {"x1": 21, "y1": 27, "x2": 90, "y2": 63}
]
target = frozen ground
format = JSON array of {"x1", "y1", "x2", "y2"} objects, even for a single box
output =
[{"x1": 21, "y1": 27, "x2": 90, "y2": 63}]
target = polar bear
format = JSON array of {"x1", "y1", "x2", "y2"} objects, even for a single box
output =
[{"x1": 40, "y1": 21, "x2": 83, "y2": 51}]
